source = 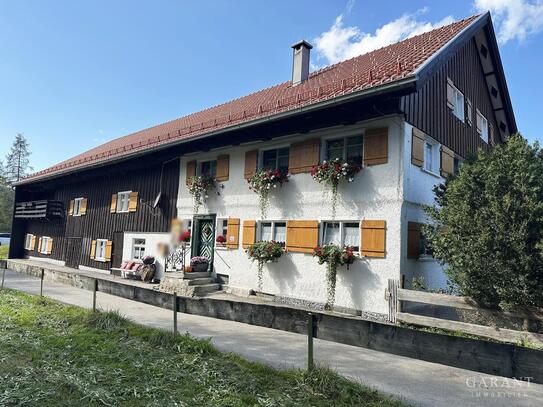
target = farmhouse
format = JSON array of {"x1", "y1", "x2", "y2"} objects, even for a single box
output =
[{"x1": 9, "y1": 13, "x2": 516, "y2": 315}]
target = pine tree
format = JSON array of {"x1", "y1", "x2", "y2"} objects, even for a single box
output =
[{"x1": 4, "y1": 133, "x2": 32, "y2": 184}]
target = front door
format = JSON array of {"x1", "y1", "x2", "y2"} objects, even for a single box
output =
[
  {"x1": 65, "y1": 237, "x2": 82, "y2": 269},
  {"x1": 111, "y1": 232, "x2": 124, "y2": 268},
  {"x1": 191, "y1": 215, "x2": 215, "y2": 269}
]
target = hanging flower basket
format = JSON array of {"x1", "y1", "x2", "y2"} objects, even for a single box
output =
[
  {"x1": 311, "y1": 158, "x2": 361, "y2": 219},
  {"x1": 313, "y1": 244, "x2": 357, "y2": 310},
  {"x1": 188, "y1": 175, "x2": 216, "y2": 213},
  {"x1": 247, "y1": 169, "x2": 289, "y2": 219},
  {"x1": 246, "y1": 240, "x2": 284, "y2": 291}
]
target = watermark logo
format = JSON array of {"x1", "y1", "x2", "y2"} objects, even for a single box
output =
[{"x1": 466, "y1": 376, "x2": 533, "y2": 399}]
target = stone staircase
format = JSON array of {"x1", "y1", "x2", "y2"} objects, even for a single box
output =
[{"x1": 159, "y1": 271, "x2": 221, "y2": 297}]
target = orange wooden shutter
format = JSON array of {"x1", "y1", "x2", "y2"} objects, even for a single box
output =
[
  {"x1": 30, "y1": 235, "x2": 36, "y2": 250},
  {"x1": 46, "y1": 238, "x2": 53, "y2": 255},
  {"x1": 186, "y1": 160, "x2": 197, "y2": 185},
  {"x1": 105, "y1": 240, "x2": 113, "y2": 261},
  {"x1": 90, "y1": 240, "x2": 96, "y2": 259},
  {"x1": 440, "y1": 146, "x2": 454, "y2": 177},
  {"x1": 68, "y1": 200, "x2": 74, "y2": 216},
  {"x1": 361, "y1": 220, "x2": 386, "y2": 258},
  {"x1": 216, "y1": 154, "x2": 230, "y2": 181},
  {"x1": 288, "y1": 138, "x2": 320, "y2": 174},
  {"x1": 242, "y1": 220, "x2": 257, "y2": 248},
  {"x1": 411, "y1": 128, "x2": 425, "y2": 167},
  {"x1": 285, "y1": 220, "x2": 319, "y2": 253},
  {"x1": 244, "y1": 150, "x2": 258, "y2": 180},
  {"x1": 407, "y1": 222, "x2": 421, "y2": 259},
  {"x1": 110, "y1": 194, "x2": 118, "y2": 213},
  {"x1": 226, "y1": 218, "x2": 240, "y2": 249},
  {"x1": 446, "y1": 78, "x2": 455, "y2": 109},
  {"x1": 363, "y1": 128, "x2": 388, "y2": 166},
  {"x1": 128, "y1": 192, "x2": 138, "y2": 212},
  {"x1": 80, "y1": 198, "x2": 88, "y2": 215}
]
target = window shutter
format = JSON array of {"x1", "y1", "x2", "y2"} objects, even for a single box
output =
[
  {"x1": 489, "y1": 123, "x2": 495, "y2": 145},
  {"x1": 80, "y1": 198, "x2": 88, "y2": 215},
  {"x1": 244, "y1": 150, "x2": 258, "y2": 180},
  {"x1": 110, "y1": 194, "x2": 118, "y2": 213},
  {"x1": 411, "y1": 128, "x2": 425, "y2": 167},
  {"x1": 440, "y1": 146, "x2": 454, "y2": 177},
  {"x1": 30, "y1": 235, "x2": 36, "y2": 250},
  {"x1": 90, "y1": 240, "x2": 96, "y2": 260},
  {"x1": 476, "y1": 111, "x2": 482, "y2": 133},
  {"x1": 186, "y1": 160, "x2": 197, "y2": 185},
  {"x1": 466, "y1": 98, "x2": 473, "y2": 125},
  {"x1": 105, "y1": 240, "x2": 113, "y2": 261},
  {"x1": 242, "y1": 220, "x2": 257, "y2": 248},
  {"x1": 285, "y1": 220, "x2": 319, "y2": 253},
  {"x1": 363, "y1": 127, "x2": 388, "y2": 166},
  {"x1": 407, "y1": 222, "x2": 421, "y2": 259},
  {"x1": 46, "y1": 238, "x2": 53, "y2": 255},
  {"x1": 68, "y1": 200, "x2": 74, "y2": 216},
  {"x1": 38, "y1": 237, "x2": 43, "y2": 253},
  {"x1": 128, "y1": 192, "x2": 138, "y2": 212},
  {"x1": 446, "y1": 78, "x2": 454, "y2": 109},
  {"x1": 226, "y1": 218, "x2": 240, "y2": 249},
  {"x1": 288, "y1": 138, "x2": 321, "y2": 174},
  {"x1": 361, "y1": 220, "x2": 386, "y2": 258},
  {"x1": 216, "y1": 154, "x2": 230, "y2": 182}
]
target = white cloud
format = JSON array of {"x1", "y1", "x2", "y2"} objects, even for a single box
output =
[
  {"x1": 474, "y1": 0, "x2": 543, "y2": 44},
  {"x1": 313, "y1": 10, "x2": 454, "y2": 66}
]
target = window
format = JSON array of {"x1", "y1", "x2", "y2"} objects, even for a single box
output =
[
  {"x1": 448, "y1": 80, "x2": 465, "y2": 122},
  {"x1": 199, "y1": 160, "x2": 217, "y2": 178},
  {"x1": 322, "y1": 221, "x2": 360, "y2": 251},
  {"x1": 117, "y1": 191, "x2": 131, "y2": 213},
  {"x1": 184, "y1": 219, "x2": 192, "y2": 245},
  {"x1": 258, "y1": 221, "x2": 287, "y2": 246},
  {"x1": 325, "y1": 135, "x2": 363, "y2": 165},
  {"x1": 24, "y1": 234, "x2": 33, "y2": 250},
  {"x1": 95, "y1": 239, "x2": 108, "y2": 261},
  {"x1": 476, "y1": 110, "x2": 489, "y2": 143},
  {"x1": 423, "y1": 140, "x2": 439, "y2": 174},
  {"x1": 216, "y1": 219, "x2": 228, "y2": 246},
  {"x1": 261, "y1": 147, "x2": 289, "y2": 173},
  {"x1": 132, "y1": 238, "x2": 146, "y2": 260},
  {"x1": 73, "y1": 197, "x2": 84, "y2": 216},
  {"x1": 419, "y1": 233, "x2": 433, "y2": 258},
  {"x1": 39, "y1": 236, "x2": 50, "y2": 255},
  {"x1": 454, "y1": 157, "x2": 462, "y2": 175}
]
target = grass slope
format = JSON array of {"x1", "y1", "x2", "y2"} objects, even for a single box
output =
[{"x1": 0, "y1": 289, "x2": 406, "y2": 407}]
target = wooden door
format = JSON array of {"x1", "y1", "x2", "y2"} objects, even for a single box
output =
[
  {"x1": 65, "y1": 237, "x2": 82, "y2": 269},
  {"x1": 111, "y1": 232, "x2": 124, "y2": 268}
]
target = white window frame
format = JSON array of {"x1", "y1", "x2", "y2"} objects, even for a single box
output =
[
  {"x1": 39, "y1": 236, "x2": 51, "y2": 255},
  {"x1": 95, "y1": 239, "x2": 108, "y2": 261},
  {"x1": 320, "y1": 221, "x2": 360, "y2": 251},
  {"x1": 132, "y1": 238, "x2": 146, "y2": 260},
  {"x1": 24, "y1": 233, "x2": 33, "y2": 250},
  {"x1": 116, "y1": 191, "x2": 131, "y2": 213},
  {"x1": 216, "y1": 218, "x2": 229, "y2": 248},
  {"x1": 476, "y1": 110, "x2": 489, "y2": 143},
  {"x1": 322, "y1": 134, "x2": 363, "y2": 163},
  {"x1": 449, "y1": 82, "x2": 465, "y2": 122},
  {"x1": 257, "y1": 220, "x2": 287, "y2": 246},
  {"x1": 73, "y1": 197, "x2": 84, "y2": 216},
  {"x1": 423, "y1": 139, "x2": 440, "y2": 175},
  {"x1": 259, "y1": 146, "x2": 290, "y2": 172}
]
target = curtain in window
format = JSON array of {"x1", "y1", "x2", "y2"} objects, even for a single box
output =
[
  {"x1": 274, "y1": 223, "x2": 286, "y2": 243},
  {"x1": 343, "y1": 223, "x2": 359, "y2": 247},
  {"x1": 261, "y1": 223, "x2": 273, "y2": 241},
  {"x1": 323, "y1": 222, "x2": 341, "y2": 245}
]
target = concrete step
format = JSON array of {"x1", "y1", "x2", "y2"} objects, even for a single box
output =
[
  {"x1": 193, "y1": 283, "x2": 221, "y2": 295},
  {"x1": 182, "y1": 271, "x2": 211, "y2": 279},
  {"x1": 186, "y1": 277, "x2": 215, "y2": 286}
]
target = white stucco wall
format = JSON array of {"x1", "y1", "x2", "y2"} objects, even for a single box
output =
[
  {"x1": 177, "y1": 116, "x2": 406, "y2": 314},
  {"x1": 122, "y1": 232, "x2": 171, "y2": 280}
]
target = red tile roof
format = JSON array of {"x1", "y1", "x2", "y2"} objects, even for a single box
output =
[{"x1": 23, "y1": 14, "x2": 479, "y2": 183}]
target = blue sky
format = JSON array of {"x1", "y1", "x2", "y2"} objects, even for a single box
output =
[{"x1": 1, "y1": 0, "x2": 542, "y2": 172}]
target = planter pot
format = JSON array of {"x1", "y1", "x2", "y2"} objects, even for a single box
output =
[{"x1": 191, "y1": 263, "x2": 208, "y2": 273}]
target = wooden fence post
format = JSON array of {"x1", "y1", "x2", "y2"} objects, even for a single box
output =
[
  {"x1": 173, "y1": 292, "x2": 178, "y2": 335},
  {"x1": 1, "y1": 268, "x2": 5, "y2": 289},
  {"x1": 307, "y1": 312, "x2": 314, "y2": 371},
  {"x1": 40, "y1": 268, "x2": 44, "y2": 297},
  {"x1": 92, "y1": 279, "x2": 98, "y2": 312},
  {"x1": 387, "y1": 279, "x2": 399, "y2": 323}
]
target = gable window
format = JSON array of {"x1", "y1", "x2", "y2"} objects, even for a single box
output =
[
  {"x1": 423, "y1": 140, "x2": 439, "y2": 174},
  {"x1": 325, "y1": 135, "x2": 363, "y2": 165},
  {"x1": 73, "y1": 198, "x2": 84, "y2": 216},
  {"x1": 199, "y1": 160, "x2": 217, "y2": 178},
  {"x1": 117, "y1": 191, "x2": 131, "y2": 213},
  {"x1": 39, "y1": 236, "x2": 51, "y2": 255},
  {"x1": 447, "y1": 80, "x2": 465, "y2": 122},
  {"x1": 132, "y1": 238, "x2": 146, "y2": 260},
  {"x1": 95, "y1": 239, "x2": 108, "y2": 261},
  {"x1": 261, "y1": 148, "x2": 289, "y2": 173},
  {"x1": 321, "y1": 221, "x2": 360, "y2": 251},
  {"x1": 258, "y1": 221, "x2": 287, "y2": 247},
  {"x1": 24, "y1": 234, "x2": 33, "y2": 250},
  {"x1": 476, "y1": 110, "x2": 489, "y2": 143}
]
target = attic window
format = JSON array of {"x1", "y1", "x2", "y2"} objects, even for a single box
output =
[
  {"x1": 480, "y1": 44, "x2": 488, "y2": 58},
  {"x1": 491, "y1": 86, "x2": 498, "y2": 98}
]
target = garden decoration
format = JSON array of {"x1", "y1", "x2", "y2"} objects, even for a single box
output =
[
  {"x1": 247, "y1": 169, "x2": 289, "y2": 219},
  {"x1": 311, "y1": 158, "x2": 361, "y2": 219},
  {"x1": 246, "y1": 240, "x2": 284, "y2": 291},
  {"x1": 188, "y1": 175, "x2": 216, "y2": 213},
  {"x1": 313, "y1": 244, "x2": 356, "y2": 310}
]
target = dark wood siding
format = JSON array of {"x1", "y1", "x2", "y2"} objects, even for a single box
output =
[{"x1": 401, "y1": 37, "x2": 499, "y2": 158}]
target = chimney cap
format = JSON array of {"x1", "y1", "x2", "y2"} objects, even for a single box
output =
[{"x1": 291, "y1": 40, "x2": 313, "y2": 50}]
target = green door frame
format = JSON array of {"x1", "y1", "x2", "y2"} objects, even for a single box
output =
[{"x1": 191, "y1": 214, "x2": 216, "y2": 269}]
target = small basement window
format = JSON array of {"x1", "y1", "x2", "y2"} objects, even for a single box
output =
[
  {"x1": 73, "y1": 197, "x2": 84, "y2": 216},
  {"x1": 95, "y1": 239, "x2": 108, "y2": 261},
  {"x1": 321, "y1": 221, "x2": 360, "y2": 251},
  {"x1": 261, "y1": 147, "x2": 289, "y2": 173},
  {"x1": 476, "y1": 110, "x2": 489, "y2": 143},
  {"x1": 258, "y1": 221, "x2": 287, "y2": 247},
  {"x1": 132, "y1": 238, "x2": 146, "y2": 260},
  {"x1": 24, "y1": 233, "x2": 33, "y2": 250},
  {"x1": 39, "y1": 236, "x2": 51, "y2": 255},
  {"x1": 117, "y1": 191, "x2": 131, "y2": 213},
  {"x1": 199, "y1": 160, "x2": 217, "y2": 178},
  {"x1": 325, "y1": 135, "x2": 363, "y2": 165}
]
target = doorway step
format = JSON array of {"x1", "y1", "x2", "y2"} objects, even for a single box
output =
[{"x1": 159, "y1": 271, "x2": 221, "y2": 297}]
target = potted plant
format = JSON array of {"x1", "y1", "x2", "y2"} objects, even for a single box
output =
[
  {"x1": 246, "y1": 240, "x2": 284, "y2": 291},
  {"x1": 313, "y1": 244, "x2": 356, "y2": 310},
  {"x1": 180, "y1": 230, "x2": 191, "y2": 244},
  {"x1": 188, "y1": 175, "x2": 216, "y2": 213},
  {"x1": 190, "y1": 256, "x2": 209, "y2": 273},
  {"x1": 247, "y1": 169, "x2": 289, "y2": 219},
  {"x1": 216, "y1": 234, "x2": 227, "y2": 247},
  {"x1": 311, "y1": 158, "x2": 361, "y2": 219}
]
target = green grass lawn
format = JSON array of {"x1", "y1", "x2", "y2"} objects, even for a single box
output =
[
  {"x1": 0, "y1": 245, "x2": 8, "y2": 259},
  {"x1": 0, "y1": 289, "x2": 406, "y2": 406}
]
